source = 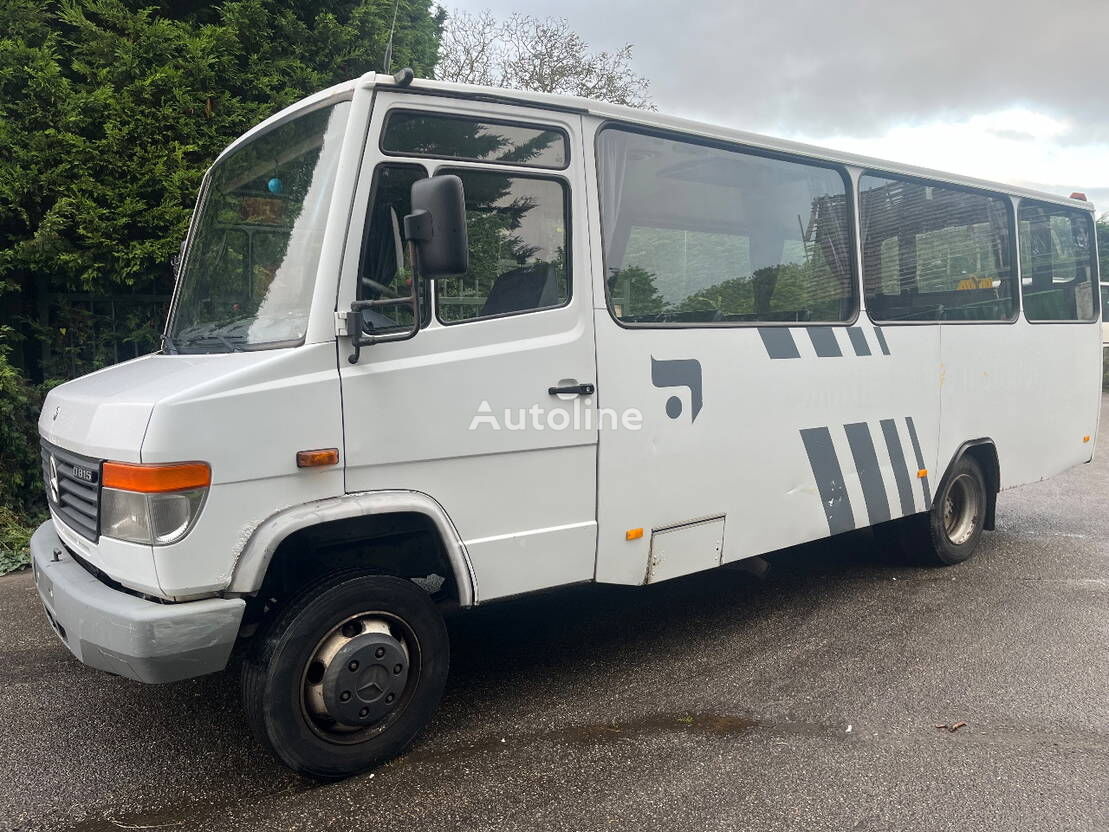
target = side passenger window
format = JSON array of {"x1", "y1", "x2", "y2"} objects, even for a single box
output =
[
  {"x1": 596, "y1": 128, "x2": 856, "y2": 324},
  {"x1": 860, "y1": 175, "x2": 1015, "y2": 322},
  {"x1": 1018, "y1": 202, "x2": 1098, "y2": 322},
  {"x1": 435, "y1": 169, "x2": 569, "y2": 323}
]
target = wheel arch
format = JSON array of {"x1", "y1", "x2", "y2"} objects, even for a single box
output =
[
  {"x1": 228, "y1": 490, "x2": 477, "y2": 606},
  {"x1": 937, "y1": 439, "x2": 1000, "y2": 531}
]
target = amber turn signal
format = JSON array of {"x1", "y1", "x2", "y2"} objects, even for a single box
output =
[
  {"x1": 102, "y1": 461, "x2": 211, "y2": 493},
  {"x1": 297, "y1": 448, "x2": 340, "y2": 468},
  {"x1": 625, "y1": 528, "x2": 644, "y2": 541}
]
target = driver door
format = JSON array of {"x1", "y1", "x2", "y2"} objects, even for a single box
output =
[{"x1": 337, "y1": 94, "x2": 598, "y2": 603}]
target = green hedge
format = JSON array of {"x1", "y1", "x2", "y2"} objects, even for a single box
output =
[{"x1": 0, "y1": 338, "x2": 45, "y2": 572}]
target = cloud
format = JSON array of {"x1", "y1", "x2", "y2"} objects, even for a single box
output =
[
  {"x1": 444, "y1": 0, "x2": 1109, "y2": 210},
  {"x1": 451, "y1": 0, "x2": 1109, "y2": 134},
  {"x1": 782, "y1": 108, "x2": 1108, "y2": 209}
]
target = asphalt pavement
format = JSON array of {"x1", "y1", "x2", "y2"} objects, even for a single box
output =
[{"x1": 1, "y1": 397, "x2": 1106, "y2": 832}]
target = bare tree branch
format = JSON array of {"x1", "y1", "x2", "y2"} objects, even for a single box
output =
[{"x1": 436, "y1": 10, "x2": 654, "y2": 109}]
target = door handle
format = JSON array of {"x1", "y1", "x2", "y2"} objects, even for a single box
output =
[{"x1": 548, "y1": 383, "x2": 595, "y2": 396}]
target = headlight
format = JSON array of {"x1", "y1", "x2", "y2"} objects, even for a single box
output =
[{"x1": 100, "y1": 462, "x2": 211, "y2": 546}]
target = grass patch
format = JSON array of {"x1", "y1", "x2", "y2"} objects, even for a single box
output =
[{"x1": 0, "y1": 506, "x2": 40, "y2": 574}]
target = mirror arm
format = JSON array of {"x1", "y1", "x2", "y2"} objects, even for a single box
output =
[{"x1": 347, "y1": 240, "x2": 423, "y2": 365}]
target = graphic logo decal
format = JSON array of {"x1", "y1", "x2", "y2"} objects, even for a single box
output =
[
  {"x1": 650, "y1": 357, "x2": 703, "y2": 422},
  {"x1": 800, "y1": 416, "x2": 931, "y2": 536}
]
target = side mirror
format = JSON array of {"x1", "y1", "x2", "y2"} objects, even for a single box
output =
[
  {"x1": 346, "y1": 175, "x2": 469, "y2": 364},
  {"x1": 404, "y1": 175, "x2": 469, "y2": 278}
]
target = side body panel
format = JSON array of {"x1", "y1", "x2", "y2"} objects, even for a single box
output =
[
  {"x1": 585, "y1": 129, "x2": 942, "y2": 585},
  {"x1": 591, "y1": 315, "x2": 941, "y2": 585},
  {"x1": 938, "y1": 314, "x2": 1101, "y2": 489}
]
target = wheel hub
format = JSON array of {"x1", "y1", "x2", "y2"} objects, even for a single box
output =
[
  {"x1": 943, "y1": 473, "x2": 980, "y2": 546},
  {"x1": 303, "y1": 615, "x2": 411, "y2": 732},
  {"x1": 321, "y1": 633, "x2": 409, "y2": 725}
]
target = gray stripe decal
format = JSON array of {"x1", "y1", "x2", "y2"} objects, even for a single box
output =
[
  {"x1": 847, "y1": 328, "x2": 872, "y2": 356},
  {"x1": 873, "y1": 327, "x2": 891, "y2": 355},
  {"x1": 800, "y1": 427, "x2": 855, "y2": 535},
  {"x1": 759, "y1": 328, "x2": 800, "y2": 359},
  {"x1": 904, "y1": 416, "x2": 932, "y2": 508},
  {"x1": 845, "y1": 422, "x2": 891, "y2": 525},
  {"x1": 880, "y1": 418, "x2": 915, "y2": 516},
  {"x1": 807, "y1": 327, "x2": 842, "y2": 357}
]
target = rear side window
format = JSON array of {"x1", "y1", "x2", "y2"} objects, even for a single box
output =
[
  {"x1": 860, "y1": 175, "x2": 1015, "y2": 322},
  {"x1": 382, "y1": 111, "x2": 568, "y2": 169},
  {"x1": 435, "y1": 169, "x2": 570, "y2": 324},
  {"x1": 597, "y1": 127, "x2": 856, "y2": 324},
  {"x1": 1018, "y1": 201, "x2": 1098, "y2": 322}
]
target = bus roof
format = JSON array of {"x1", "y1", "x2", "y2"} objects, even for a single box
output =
[{"x1": 222, "y1": 71, "x2": 1096, "y2": 214}]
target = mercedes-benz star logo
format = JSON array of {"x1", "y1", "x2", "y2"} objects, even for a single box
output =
[{"x1": 48, "y1": 455, "x2": 59, "y2": 505}]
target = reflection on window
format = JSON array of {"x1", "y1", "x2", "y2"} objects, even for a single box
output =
[
  {"x1": 861, "y1": 175, "x2": 1015, "y2": 322},
  {"x1": 382, "y1": 111, "x2": 568, "y2": 169},
  {"x1": 597, "y1": 128, "x2": 855, "y2": 324},
  {"x1": 1018, "y1": 202, "x2": 1097, "y2": 322},
  {"x1": 170, "y1": 102, "x2": 351, "y2": 351},
  {"x1": 436, "y1": 170, "x2": 569, "y2": 323}
]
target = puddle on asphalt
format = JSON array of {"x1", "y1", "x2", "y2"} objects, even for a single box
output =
[{"x1": 61, "y1": 712, "x2": 847, "y2": 830}]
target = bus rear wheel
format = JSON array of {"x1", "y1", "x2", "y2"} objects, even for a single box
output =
[
  {"x1": 876, "y1": 455, "x2": 988, "y2": 566},
  {"x1": 921, "y1": 455, "x2": 988, "y2": 565}
]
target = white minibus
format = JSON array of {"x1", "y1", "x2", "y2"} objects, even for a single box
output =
[{"x1": 30, "y1": 71, "x2": 1103, "y2": 778}]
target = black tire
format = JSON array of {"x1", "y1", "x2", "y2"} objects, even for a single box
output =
[
  {"x1": 241, "y1": 571, "x2": 449, "y2": 779},
  {"x1": 920, "y1": 454, "x2": 988, "y2": 566},
  {"x1": 873, "y1": 455, "x2": 988, "y2": 566}
]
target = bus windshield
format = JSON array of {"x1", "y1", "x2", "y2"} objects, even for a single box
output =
[{"x1": 167, "y1": 101, "x2": 351, "y2": 353}]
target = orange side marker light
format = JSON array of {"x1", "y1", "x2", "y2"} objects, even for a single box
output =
[
  {"x1": 625, "y1": 528, "x2": 644, "y2": 541},
  {"x1": 1083, "y1": 435, "x2": 1091, "y2": 444},
  {"x1": 917, "y1": 469, "x2": 928, "y2": 479},
  {"x1": 297, "y1": 448, "x2": 340, "y2": 468}
]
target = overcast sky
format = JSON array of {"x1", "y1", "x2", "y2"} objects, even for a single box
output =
[{"x1": 447, "y1": 0, "x2": 1109, "y2": 211}]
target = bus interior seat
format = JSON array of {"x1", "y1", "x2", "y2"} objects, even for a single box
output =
[{"x1": 480, "y1": 263, "x2": 560, "y2": 317}]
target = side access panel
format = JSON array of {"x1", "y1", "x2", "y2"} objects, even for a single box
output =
[{"x1": 647, "y1": 516, "x2": 725, "y2": 583}]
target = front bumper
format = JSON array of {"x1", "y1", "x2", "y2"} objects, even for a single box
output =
[{"x1": 30, "y1": 521, "x2": 245, "y2": 683}]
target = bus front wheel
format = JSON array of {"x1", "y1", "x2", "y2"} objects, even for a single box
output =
[{"x1": 241, "y1": 570, "x2": 449, "y2": 779}]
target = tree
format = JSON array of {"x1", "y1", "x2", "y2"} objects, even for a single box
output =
[
  {"x1": 0, "y1": 0, "x2": 444, "y2": 382},
  {"x1": 436, "y1": 10, "x2": 653, "y2": 109},
  {"x1": 0, "y1": 0, "x2": 445, "y2": 565}
]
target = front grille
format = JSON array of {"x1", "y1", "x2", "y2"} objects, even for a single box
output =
[{"x1": 41, "y1": 440, "x2": 102, "y2": 541}]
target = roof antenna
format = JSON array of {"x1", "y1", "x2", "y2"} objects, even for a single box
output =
[{"x1": 383, "y1": 0, "x2": 402, "y2": 74}]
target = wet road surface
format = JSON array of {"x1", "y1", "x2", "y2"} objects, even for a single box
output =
[{"x1": 2, "y1": 398, "x2": 1106, "y2": 832}]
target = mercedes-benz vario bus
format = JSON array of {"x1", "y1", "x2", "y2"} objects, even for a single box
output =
[{"x1": 31, "y1": 71, "x2": 1103, "y2": 778}]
